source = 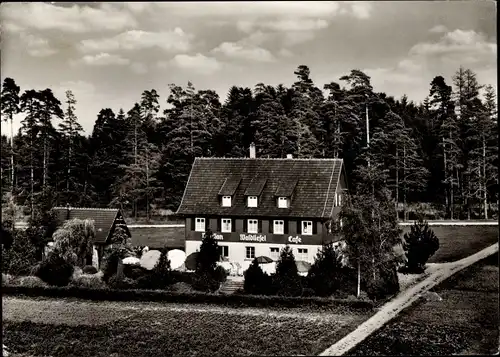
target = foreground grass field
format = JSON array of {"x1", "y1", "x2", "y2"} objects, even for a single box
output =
[
  {"x1": 2, "y1": 299, "x2": 373, "y2": 356},
  {"x1": 400, "y1": 224, "x2": 498, "y2": 263},
  {"x1": 347, "y1": 252, "x2": 499, "y2": 356}
]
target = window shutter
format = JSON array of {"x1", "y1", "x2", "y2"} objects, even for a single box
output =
[
  {"x1": 244, "y1": 219, "x2": 248, "y2": 232},
  {"x1": 258, "y1": 220, "x2": 262, "y2": 233},
  {"x1": 313, "y1": 221, "x2": 318, "y2": 235},
  {"x1": 231, "y1": 219, "x2": 236, "y2": 232},
  {"x1": 191, "y1": 217, "x2": 195, "y2": 231},
  {"x1": 269, "y1": 220, "x2": 273, "y2": 234},
  {"x1": 284, "y1": 220, "x2": 289, "y2": 234},
  {"x1": 217, "y1": 219, "x2": 221, "y2": 232}
]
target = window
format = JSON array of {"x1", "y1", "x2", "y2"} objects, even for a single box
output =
[
  {"x1": 301, "y1": 221, "x2": 313, "y2": 235},
  {"x1": 335, "y1": 193, "x2": 338, "y2": 206},
  {"x1": 246, "y1": 246, "x2": 255, "y2": 259},
  {"x1": 219, "y1": 245, "x2": 229, "y2": 258},
  {"x1": 195, "y1": 217, "x2": 205, "y2": 232},
  {"x1": 247, "y1": 196, "x2": 258, "y2": 207},
  {"x1": 247, "y1": 219, "x2": 258, "y2": 233},
  {"x1": 222, "y1": 196, "x2": 232, "y2": 207},
  {"x1": 297, "y1": 248, "x2": 308, "y2": 261},
  {"x1": 278, "y1": 197, "x2": 288, "y2": 208},
  {"x1": 221, "y1": 218, "x2": 231, "y2": 233},
  {"x1": 273, "y1": 220, "x2": 284, "y2": 234},
  {"x1": 270, "y1": 247, "x2": 280, "y2": 260},
  {"x1": 339, "y1": 193, "x2": 342, "y2": 206}
]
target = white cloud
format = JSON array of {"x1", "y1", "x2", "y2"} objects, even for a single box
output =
[
  {"x1": 279, "y1": 48, "x2": 294, "y2": 58},
  {"x1": 429, "y1": 24, "x2": 448, "y2": 33},
  {"x1": 409, "y1": 29, "x2": 496, "y2": 66},
  {"x1": 283, "y1": 31, "x2": 316, "y2": 47},
  {"x1": 167, "y1": 53, "x2": 222, "y2": 75},
  {"x1": 130, "y1": 62, "x2": 148, "y2": 74},
  {"x1": 79, "y1": 28, "x2": 192, "y2": 53},
  {"x1": 19, "y1": 32, "x2": 57, "y2": 57},
  {"x1": 212, "y1": 42, "x2": 276, "y2": 63},
  {"x1": 237, "y1": 18, "x2": 329, "y2": 33},
  {"x1": 73, "y1": 53, "x2": 131, "y2": 66},
  {"x1": 348, "y1": 2, "x2": 373, "y2": 19},
  {"x1": 1, "y1": 2, "x2": 137, "y2": 34},
  {"x1": 364, "y1": 28, "x2": 497, "y2": 102},
  {"x1": 155, "y1": 2, "x2": 341, "y2": 19}
]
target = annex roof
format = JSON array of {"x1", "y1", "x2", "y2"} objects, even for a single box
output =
[{"x1": 52, "y1": 207, "x2": 129, "y2": 244}]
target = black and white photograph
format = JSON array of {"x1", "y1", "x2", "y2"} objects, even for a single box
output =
[{"x1": 0, "y1": 1, "x2": 498, "y2": 356}]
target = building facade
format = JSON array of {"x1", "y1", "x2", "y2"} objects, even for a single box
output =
[{"x1": 176, "y1": 148, "x2": 348, "y2": 265}]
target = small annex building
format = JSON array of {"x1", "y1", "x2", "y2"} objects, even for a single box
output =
[
  {"x1": 52, "y1": 206, "x2": 130, "y2": 268},
  {"x1": 176, "y1": 145, "x2": 348, "y2": 265}
]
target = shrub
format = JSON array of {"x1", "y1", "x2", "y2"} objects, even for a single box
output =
[
  {"x1": 149, "y1": 248, "x2": 173, "y2": 289},
  {"x1": 191, "y1": 272, "x2": 220, "y2": 293},
  {"x1": 274, "y1": 246, "x2": 302, "y2": 297},
  {"x1": 213, "y1": 265, "x2": 228, "y2": 284},
  {"x1": 1, "y1": 229, "x2": 38, "y2": 276},
  {"x1": 307, "y1": 242, "x2": 348, "y2": 297},
  {"x1": 123, "y1": 264, "x2": 149, "y2": 280},
  {"x1": 101, "y1": 250, "x2": 121, "y2": 283},
  {"x1": 2, "y1": 273, "x2": 13, "y2": 285},
  {"x1": 365, "y1": 264, "x2": 399, "y2": 301},
  {"x1": 83, "y1": 265, "x2": 98, "y2": 274},
  {"x1": 301, "y1": 288, "x2": 315, "y2": 297},
  {"x1": 107, "y1": 274, "x2": 136, "y2": 290},
  {"x1": 244, "y1": 259, "x2": 272, "y2": 295},
  {"x1": 171, "y1": 271, "x2": 195, "y2": 285},
  {"x1": 35, "y1": 253, "x2": 74, "y2": 287},
  {"x1": 168, "y1": 282, "x2": 195, "y2": 294},
  {"x1": 403, "y1": 216, "x2": 440, "y2": 273},
  {"x1": 70, "y1": 274, "x2": 107, "y2": 289},
  {"x1": 196, "y1": 230, "x2": 220, "y2": 273},
  {"x1": 19, "y1": 276, "x2": 48, "y2": 288}
]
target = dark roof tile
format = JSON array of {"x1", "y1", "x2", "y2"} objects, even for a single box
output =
[
  {"x1": 176, "y1": 158, "x2": 344, "y2": 218},
  {"x1": 52, "y1": 207, "x2": 127, "y2": 244},
  {"x1": 218, "y1": 176, "x2": 241, "y2": 196},
  {"x1": 129, "y1": 225, "x2": 185, "y2": 249},
  {"x1": 244, "y1": 177, "x2": 267, "y2": 196}
]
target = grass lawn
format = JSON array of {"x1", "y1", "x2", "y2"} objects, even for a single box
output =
[
  {"x1": 347, "y1": 252, "x2": 499, "y2": 356},
  {"x1": 400, "y1": 225, "x2": 498, "y2": 263},
  {"x1": 2, "y1": 299, "x2": 373, "y2": 356}
]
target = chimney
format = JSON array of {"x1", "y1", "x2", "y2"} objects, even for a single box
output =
[
  {"x1": 249, "y1": 142, "x2": 256, "y2": 158},
  {"x1": 286, "y1": 154, "x2": 293, "y2": 159}
]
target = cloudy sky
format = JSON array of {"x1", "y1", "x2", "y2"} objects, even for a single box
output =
[{"x1": 1, "y1": 1, "x2": 497, "y2": 135}]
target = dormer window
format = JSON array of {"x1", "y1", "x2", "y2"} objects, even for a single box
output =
[
  {"x1": 278, "y1": 197, "x2": 289, "y2": 208},
  {"x1": 247, "y1": 196, "x2": 258, "y2": 208},
  {"x1": 222, "y1": 196, "x2": 232, "y2": 207}
]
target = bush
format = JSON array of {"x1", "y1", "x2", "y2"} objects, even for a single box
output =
[
  {"x1": 19, "y1": 276, "x2": 48, "y2": 288},
  {"x1": 365, "y1": 264, "x2": 400, "y2": 301},
  {"x1": 168, "y1": 282, "x2": 195, "y2": 294},
  {"x1": 2, "y1": 273, "x2": 13, "y2": 285},
  {"x1": 301, "y1": 288, "x2": 315, "y2": 297},
  {"x1": 1, "y1": 285, "x2": 375, "y2": 310},
  {"x1": 307, "y1": 242, "x2": 348, "y2": 297},
  {"x1": 107, "y1": 274, "x2": 136, "y2": 290},
  {"x1": 123, "y1": 264, "x2": 149, "y2": 280},
  {"x1": 83, "y1": 265, "x2": 98, "y2": 274},
  {"x1": 149, "y1": 248, "x2": 173, "y2": 289},
  {"x1": 70, "y1": 274, "x2": 107, "y2": 289},
  {"x1": 35, "y1": 253, "x2": 74, "y2": 287},
  {"x1": 244, "y1": 259, "x2": 272, "y2": 295},
  {"x1": 101, "y1": 250, "x2": 121, "y2": 283},
  {"x1": 214, "y1": 265, "x2": 228, "y2": 284},
  {"x1": 191, "y1": 272, "x2": 220, "y2": 293},
  {"x1": 1, "y1": 229, "x2": 38, "y2": 276},
  {"x1": 274, "y1": 246, "x2": 302, "y2": 297},
  {"x1": 171, "y1": 271, "x2": 195, "y2": 285},
  {"x1": 403, "y1": 217, "x2": 440, "y2": 273}
]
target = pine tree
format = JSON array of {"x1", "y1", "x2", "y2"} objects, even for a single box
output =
[
  {"x1": 58, "y1": 90, "x2": 84, "y2": 205},
  {"x1": 274, "y1": 245, "x2": 302, "y2": 296},
  {"x1": 307, "y1": 242, "x2": 346, "y2": 296},
  {"x1": 1, "y1": 78, "x2": 21, "y2": 195}
]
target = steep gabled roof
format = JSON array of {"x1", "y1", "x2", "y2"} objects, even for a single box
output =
[
  {"x1": 176, "y1": 158, "x2": 344, "y2": 218},
  {"x1": 129, "y1": 225, "x2": 185, "y2": 249},
  {"x1": 52, "y1": 207, "x2": 129, "y2": 244}
]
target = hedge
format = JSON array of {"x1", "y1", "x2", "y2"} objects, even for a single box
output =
[{"x1": 2, "y1": 285, "x2": 374, "y2": 310}]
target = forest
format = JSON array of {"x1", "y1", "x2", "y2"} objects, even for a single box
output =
[{"x1": 1, "y1": 65, "x2": 498, "y2": 222}]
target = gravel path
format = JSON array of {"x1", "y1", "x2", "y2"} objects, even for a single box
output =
[{"x1": 319, "y1": 242, "x2": 499, "y2": 356}]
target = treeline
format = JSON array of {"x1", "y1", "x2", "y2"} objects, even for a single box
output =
[{"x1": 1, "y1": 65, "x2": 498, "y2": 220}]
